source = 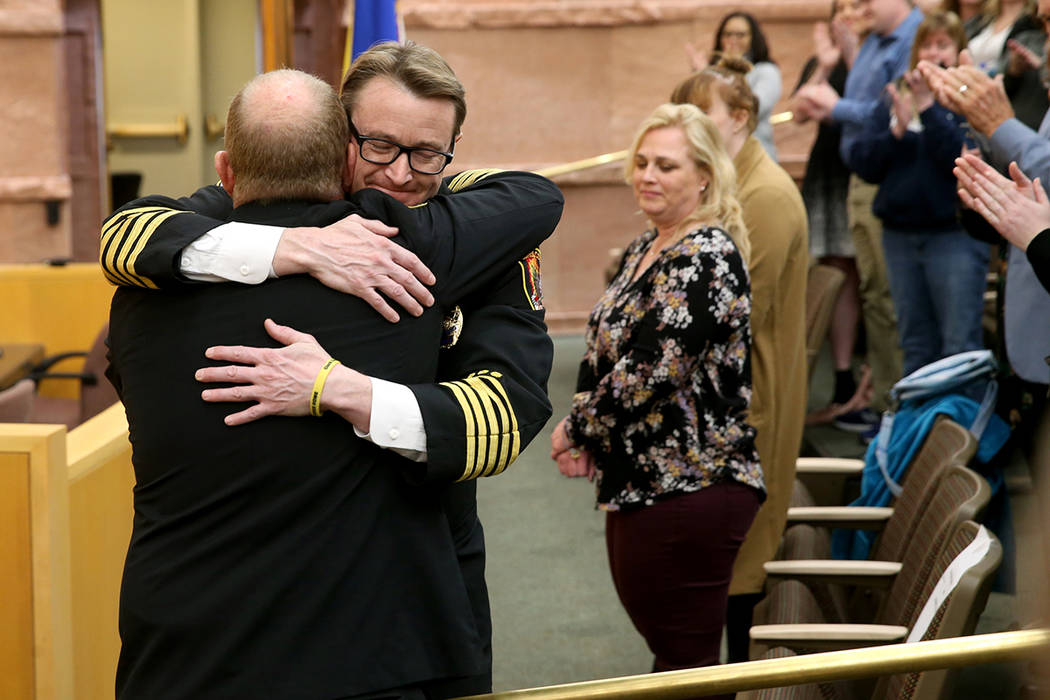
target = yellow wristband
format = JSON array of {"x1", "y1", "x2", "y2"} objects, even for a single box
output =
[{"x1": 310, "y1": 359, "x2": 341, "y2": 417}]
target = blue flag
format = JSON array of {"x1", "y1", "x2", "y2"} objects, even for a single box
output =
[{"x1": 352, "y1": 0, "x2": 400, "y2": 61}]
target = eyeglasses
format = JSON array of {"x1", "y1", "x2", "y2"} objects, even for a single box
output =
[
  {"x1": 349, "y1": 121, "x2": 454, "y2": 175},
  {"x1": 720, "y1": 30, "x2": 751, "y2": 40}
]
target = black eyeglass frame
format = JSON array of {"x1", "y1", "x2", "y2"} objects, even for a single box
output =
[{"x1": 348, "y1": 121, "x2": 455, "y2": 175}]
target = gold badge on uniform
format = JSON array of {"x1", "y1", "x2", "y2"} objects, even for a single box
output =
[
  {"x1": 441, "y1": 305, "x2": 464, "y2": 349},
  {"x1": 521, "y1": 248, "x2": 543, "y2": 311}
]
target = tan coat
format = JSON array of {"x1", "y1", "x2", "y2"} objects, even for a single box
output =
[{"x1": 729, "y1": 137, "x2": 810, "y2": 595}]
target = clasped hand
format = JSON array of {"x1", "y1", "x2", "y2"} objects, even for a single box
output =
[
  {"x1": 275, "y1": 213, "x2": 437, "y2": 323},
  {"x1": 195, "y1": 318, "x2": 333, "y2": 426},
  {"x1": 550, "y1": 417, "x2": 596, "y2": 481}
]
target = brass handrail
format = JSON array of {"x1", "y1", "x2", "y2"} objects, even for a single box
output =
[
  {"x1": 535, "y1": 150, "x2": 629, "y2": 179},
  {"x1": 107, "y1": 114, "x2": 189, "y2": 146},
  {"x1": 533, "y1": 111, "x2": 794, "y2": 179},
  {"x1": 460, "y1": 629, "x2": 1050, "y2": 699}
]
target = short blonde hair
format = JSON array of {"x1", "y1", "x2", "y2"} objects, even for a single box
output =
[
  {"x1": 625, "y1": 103, "x2": 750, "y2": 263},
  {"x1": 224, "y1": 69, "x2": 348, "y2": 204}
]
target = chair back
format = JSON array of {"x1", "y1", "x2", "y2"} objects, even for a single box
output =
[
  {"x1": 745, "y1": 519, "x2": 1001, "y2": 700},
  {"x1": 870, "y1": 417, "x2": 977, "y2": 565},
  {"x1": 736, "y1": 647, "x2": 825, "y2": 700},
  {"x1": 879, "y1": 466, "x2": 991, "y2": 627},
  {"x1": 805, "y1": 264, "x2": 846, "y2": 378},
  {"x1": 876, "y1": 520, "x2": 1001, "y2": 700},
  {"x1": 27, "y1": 323, "x2": 118, "y2": 430},
  {"x1": 0, "y1": 378, "x2": 35, "y2": 422}
]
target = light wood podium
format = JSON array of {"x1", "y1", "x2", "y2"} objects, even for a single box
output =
[{"x1": 0, "y1": 404, "x2": 133, "y2": 700}]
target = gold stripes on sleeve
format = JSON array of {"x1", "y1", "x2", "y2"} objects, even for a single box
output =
[
  {"x1": 99, "y1": 207, "x2": 190, "y2": 288},
  {"x1": 446, "y1": 168, "x2": 503, "y2": 193},
  {"x1": 441, "y1": 369, "x2": 521, "y2": 481}
]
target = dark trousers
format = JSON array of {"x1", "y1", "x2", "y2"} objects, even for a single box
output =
[
  {"x1": 605, "y1": 482, "x2": 761, "y2": 673},
  {"x1": 430, "y1": 480, "x2": 492, "y2": 698}
]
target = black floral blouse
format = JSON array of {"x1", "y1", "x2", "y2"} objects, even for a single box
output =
[{"x1": 565, "y1": 225, "x2": 764, "y2": 510}]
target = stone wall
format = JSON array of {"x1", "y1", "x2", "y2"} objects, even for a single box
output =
[{"x1": 0, "y1": 2, "x2": 71, "y2": 264}]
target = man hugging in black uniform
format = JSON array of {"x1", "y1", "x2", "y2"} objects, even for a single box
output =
[{"x1": 106, "y1": 69, "x2": 560, "y2": 700}]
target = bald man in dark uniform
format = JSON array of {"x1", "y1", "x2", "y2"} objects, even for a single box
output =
[{"x1": 106, "y1": 69, "x2": 561, "y2": 700}]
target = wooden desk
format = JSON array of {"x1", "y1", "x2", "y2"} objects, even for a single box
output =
[{"x1": 0, "y1": 344, "x2": 44, "y2": 390}]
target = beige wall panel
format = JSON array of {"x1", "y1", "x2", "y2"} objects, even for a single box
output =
[
  {"x1": 200, "y1": 0, "x2": 260, "y2": 185},
  {"x1": 0, "y1": 453, "x2": 34, "y2": 700},
  {"x1": 103, "y1": 0, "x2": 205, "y2": 197},
  {"x1": 0, "y1": 262, "x2": 114, "y2": 360}
]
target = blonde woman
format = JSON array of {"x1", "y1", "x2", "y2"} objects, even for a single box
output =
[{"x1": 550, "y1": 103, "x2": 763, "y2": 679}]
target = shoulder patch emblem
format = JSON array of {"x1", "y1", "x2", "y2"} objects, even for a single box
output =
[
  {"x1": 520, "y1": 248, "x2": 543, "y2": 311},
  {"x1": 441, "y1": 305, "x2": 464, "y2": 349}
]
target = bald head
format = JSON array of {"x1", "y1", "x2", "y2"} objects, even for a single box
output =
[{"x1": 220, "y1": 69, "x2": 349, "y2": 206}]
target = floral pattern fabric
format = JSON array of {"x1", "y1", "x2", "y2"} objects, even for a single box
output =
[{"x1": 566, "y1": 226, "x2": 764, "y2": 510}]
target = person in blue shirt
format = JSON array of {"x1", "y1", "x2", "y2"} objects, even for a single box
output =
[
  {"x1": 795, "y1": 0, "x2": 924, "y2": 426},
  {"x1": 848, "y1": 11, "x2": 991, "y2": 375}
]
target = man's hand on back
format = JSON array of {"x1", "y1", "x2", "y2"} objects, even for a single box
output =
[
  {"x1": 196, "y1": 318, "x2": 373, "y2": 430},
  {"x1": 274, "y1": 214, "x2": 437, "y2": 323}
]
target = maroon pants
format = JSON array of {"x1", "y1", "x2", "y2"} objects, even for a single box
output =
[{"x1": 605, "y1": 481, "x2": 761, "y2": 673}]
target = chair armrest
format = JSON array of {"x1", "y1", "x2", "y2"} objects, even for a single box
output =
[
  {"x1": 786, "y1": 506, "x2": 893, "y2": 530},
  {"x1": 795, "y1": 457, "x2": 865, "y2": 476},
  {"x1": 749, "y1": 623, "x2": 908, "y2": 651},
  {"x1": 29, "y1": 351, "x2": 96, "y2": 386},
  {"x1": 763, "y1": 559, "x2": 901, "y2": 587},
  {"x1": 29, "y1": 351, "x2": 88, "y2": 375},
  {"x1": 32, "y1": 371, "x2": 98, "y2": 385}
]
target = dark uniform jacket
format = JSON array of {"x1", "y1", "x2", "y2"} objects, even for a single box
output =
[
  {"x1": 101, "y1": 170, "x2": 560, "y2": 695},
  {"x1": 106, "y1": 182, "x2": 561, "y2": 699}
]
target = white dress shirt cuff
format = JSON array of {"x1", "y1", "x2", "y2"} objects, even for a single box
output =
[
  {"x1": 178, "y1": 222, "x2": 284, "y2": 283},
  {"x1": 353, "y1": 377, "x2": 428, "y2": 462}
]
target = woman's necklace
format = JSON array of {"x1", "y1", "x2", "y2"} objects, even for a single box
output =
[{"x1": 633, "y1": 232, "x2": 674, "y2": 281}]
